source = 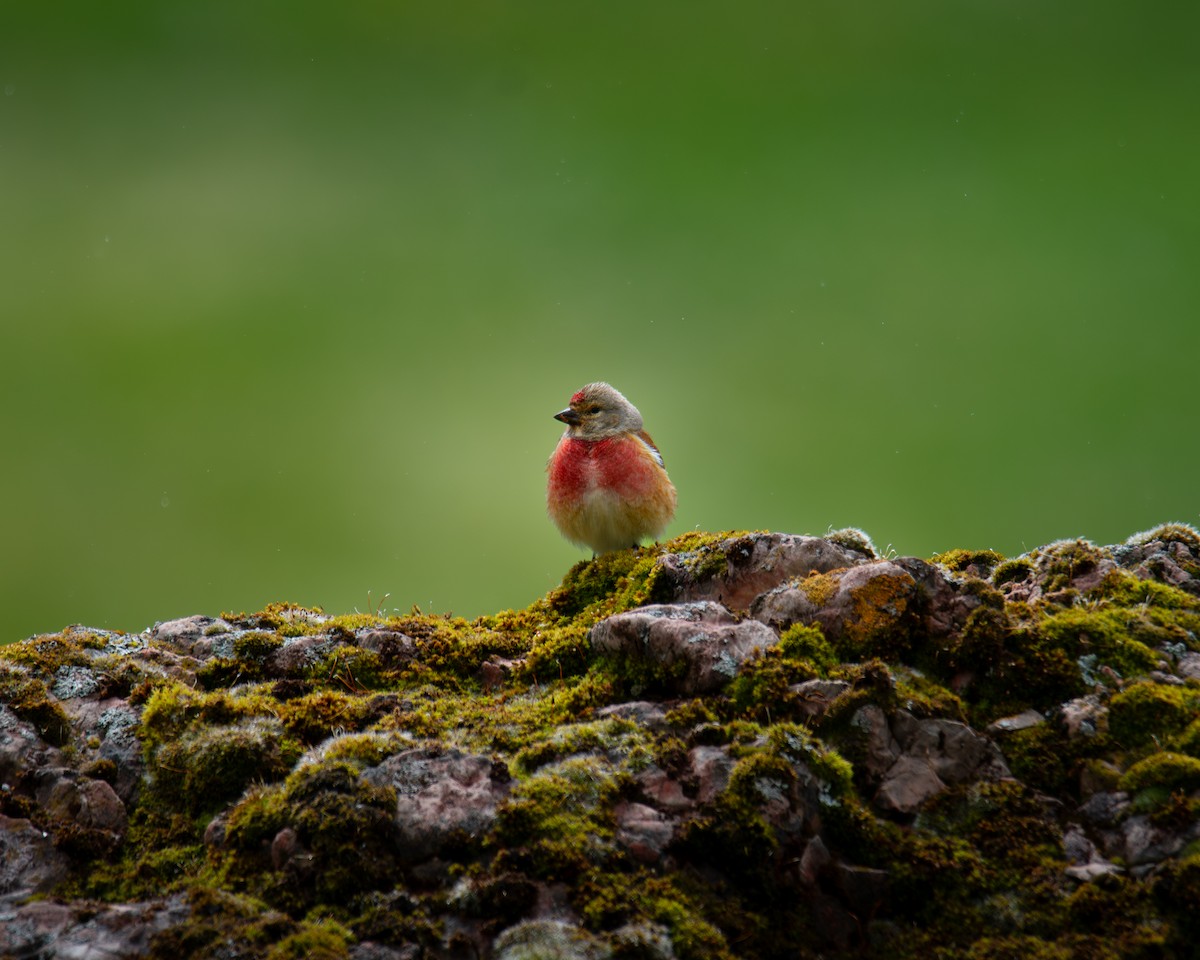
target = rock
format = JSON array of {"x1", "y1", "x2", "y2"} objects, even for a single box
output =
[
  {"x1": 986, "y1": 709, "x2": 1045, "y2": 735},
  {"x1": 614, "y1": 801, "x2": 674, "y2": 863},
  {"x1": 44, "y1": 775, "x2": 127, "y2": 835},
  {"x1": 875, "y1": 755, "x2": 946, "y2": 815},
  {"x1": 610, "y1": 922, "x2": 676, "y2": 960},
  {"x1": 590, "y1": 602, "x2": 779, "y2": 694},
  {"x1": 1113, "y1": 525, "x2": 1200, "y2": 596},
  {"x1": 687, "y1": 745, "x2": 736, "y2": 804},
  {"x1": 852, "y1": 708, "x2": 1007, "y2": 815},
  {"x1": 266, "y1": 633, "x2": 343, "y2": 677},
  {"x1": 364, "y1": 747, "x2": 512, "y2": 864},
  {"x1": 359, "y1": 629, "x2": 418, "y2": 665},
  {"x1": 852, "y1": 704, "x2": 903, "y2": 781},
  {"x1": 752, "y1": 559, "x2": 980, "y2": 660},
  {"x1": 1060, "y1": 696, "x2": 1106, "y2": 738},
  {"x1": 1177, "y1": 653, "x2": 1200, "y2": 681},
  {"x1": 1122, "y1": 815, "x2": 1186, "y2": 869},
  {"x1": 493, "y1": 919, "x2": 613, "y2": 960},
  {"x1": 0, "y1": 815, "x2": 70, "y2": 898},
  {"x1": 593, "y1": 700, "x2": 671, "y2": 731},
  {"x1": 2, "y1": 524, "x2": 1199, "y2": 958},
  {"x1": 652, "y1": 532, "x2": 874, "y2": 611},
  {"x1": 833, "y1": 862, "x2": 890, "y2": 915},
  {"x1": 152, "y1": 615, "x2": 227, "y2": 648},
  {"x1": 0, "y1": 895, "x2": 192, "y2": 959},
  {"x1": 790, "y1": 679, "x2": 851, "y2": 722},
  {"x1": 797, "y1": 834, "x2": 833, "y2": 885},
  {"x1": 1078, "y1": 791, "x2": 1130, "y2": 828}
]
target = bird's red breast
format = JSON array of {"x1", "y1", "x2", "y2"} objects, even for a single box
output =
[
  {"x1": 546, "y1": 431, "x2": 676, "y2": 552},
  {"x1": 548, "y1": 433, "x2": 663, "y2": 501}
]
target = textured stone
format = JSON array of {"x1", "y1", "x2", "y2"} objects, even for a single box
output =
[
  {"x1": 652, "y1": 532, "x2": 874, "y2": 611},
  {"x1": 590, "y1": 601, "x2": 779, "y2": 694},
  {"x1": 365, "y1": 747, "x2": 512, "y2": 863}
]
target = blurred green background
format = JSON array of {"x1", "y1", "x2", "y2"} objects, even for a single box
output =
[{"x1": 2, "y1": 1, "x2": 1197, "y2": 642}]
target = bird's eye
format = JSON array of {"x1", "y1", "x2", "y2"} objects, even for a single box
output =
[{"x1": 586, "y1": 405, "x2": 602, "y2": 414}]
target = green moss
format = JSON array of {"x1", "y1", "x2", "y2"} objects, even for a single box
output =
[
  {"x1": 932, "y1": 548, "x2": 1005, "y2": 576},
  {"x1": 0, "y1": 663, "x2": 73, "y2": 746},
  {"x1": 777, "y1": 622, "x2": 839, "y2": 675},
  {"x1": 999, "y1": 723, "x2": 1101, "y2": 799},
  {"x1": 766, "y1": 722, "x2": 854, "y2": 796},
  {"x1": 1108, "y1": 682, "x2": 1200, "y2": 749},
  {"x1": 1119, "y1": 752, "x2": 1200, "y2": 793},
  {"x1": 514, "y1": 717, "x2": 649, "y2": 775},
  {"x1": 277, "y1": 690, "x2": 377, "y2": 744},
  {"x1": 0, "y1": 630, "x2": 93, "y2": 676},
  {"x1": 825, "y1": 527, "x2": 877, "y2": 557},
  {"x1": 140, "y1": 682, "x2": 278, "y2": 746},
  {"x1": 146, "y1": 887, "x2": 296, "y2": 960},
  {"x1": 992, "y1": 558, "x2": 1033, "y2": 586},
  {"x1": 491, "y1": 756, "x2": 622, "y2": 879},
  {"x1": 1038, "y1": 607, "x2": 1161, "y2": 680},
  {"x1": 220, "y1": 602, "x2": 329, "y2": 636},
  {"x1": 148, "y1": 719, "x2": 303, "y2": 815},
  {"x1": 916, "y1": 781, "x2": 1062, "y2": 875},
  {"x1": 725, "y1": 646, "x2": 818, "y2": 722},
  {"x1": 574, "y1": 870, "x2": 735, "y2": 960},
  {"x1": 223, "y1": 761, "x2": 400, "y2": 913},
  {"x1": 949, "y1": 607, "x2": 1085, "y2": 722},
  {"x1": 893, "y1": 668, "x2": 967, "y2": 722},
  {"x1": 264, "y1": 919, "x2": 353, "y2": 960},
  {"x1": 315, "y1": 731, "x2": 410, "y2": 769},
  {"x1": 234, "y1": 631, "x2": 285, "y2": 661},
  {"x1": 1126, "y1": 523, "x2": 1200, "y2": 551},
  {"x1": 309, "y1": 645, "x2": 384, "y2": 691},
  {"x1": 1170, "y1": 717, "x2": 1200, "y2": 758},
  {"x1": 1033, "y1": 539, "x2": 1110, "y2": 594},
  {"x1": 1154, "y1": 852, "x2": 1200, "y2": 948}
]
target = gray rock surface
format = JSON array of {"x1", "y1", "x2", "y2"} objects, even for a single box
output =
[{"x1": 590, "y1": 601, "x2": 778, "y2": 694}]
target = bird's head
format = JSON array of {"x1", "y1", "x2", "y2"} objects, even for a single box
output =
[{"x1": 554, "y1": 382, "x2": 643, "y2": 440}]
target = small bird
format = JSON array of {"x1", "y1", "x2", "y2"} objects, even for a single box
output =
[{"x1": 547, "y1": 382, "x2": 677, "y2": 554}]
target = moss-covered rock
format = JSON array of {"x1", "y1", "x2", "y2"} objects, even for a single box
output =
[{"x1": 3, "y1": 526, "x2": 1200, "y2": 959}]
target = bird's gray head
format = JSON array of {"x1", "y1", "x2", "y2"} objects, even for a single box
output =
[{"x1": 553, "y1": 382, "x2": 644, "y2": 440}]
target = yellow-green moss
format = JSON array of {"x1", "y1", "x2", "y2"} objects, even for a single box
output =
[
  {"x1": 1108, "y1": 682, "x2": 1200, "y2": 750},
  {"x1": 0, "y1": 630, "x2": 94, "y2": 676},
  {"x1": 491, "y1": 756, "x2": 623, "y2": 879},
  {"x1": 0, "y1": 662, "x2": 73, "y2": 746},
  {"x1": 264, "y1": 919, "x2": 353, "y2": 960},
  {"x1": 1119, "y1": 752, "x2": 1200, "y2": 794},
  {"x1": 223, "y1": 761, "x2": 400, "y2": 913},
  {"x1": 1033, "y1": 539, "x2": 1110, "y2": 594},
  {"x1": 149, "y1": 719, "x2": 303, "y2": 815},
  {"x1": 932, "y1": 548, "x2": 1005, "y2": 576},
  {"x1": 992, "y1": 557, "x2": 1034, "y2": 586},
  {"x1": 778, "y1": 622, "x2": 838, "y2": 675}
]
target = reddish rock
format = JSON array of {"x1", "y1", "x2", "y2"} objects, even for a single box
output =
[{"x1": 364, "y1": 747, "x2": 512, "y2": 864}]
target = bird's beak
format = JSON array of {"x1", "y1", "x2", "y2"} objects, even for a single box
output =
[{"x1": 554, "y1": 407, "x2": 581, "y2": 425}]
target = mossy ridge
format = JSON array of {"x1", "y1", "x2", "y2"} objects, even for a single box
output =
[{"x1": 12, "y1": 526, "x2": 1200, "y2": 957}]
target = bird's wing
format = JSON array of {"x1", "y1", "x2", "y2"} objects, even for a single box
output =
[{"x1": 635, "y1": 430, "x2": 666, "y2": 468}]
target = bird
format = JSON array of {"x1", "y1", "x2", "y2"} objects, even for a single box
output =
[{"x1": 546, "y1": 382, "x2": 677, "y2": 554}]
